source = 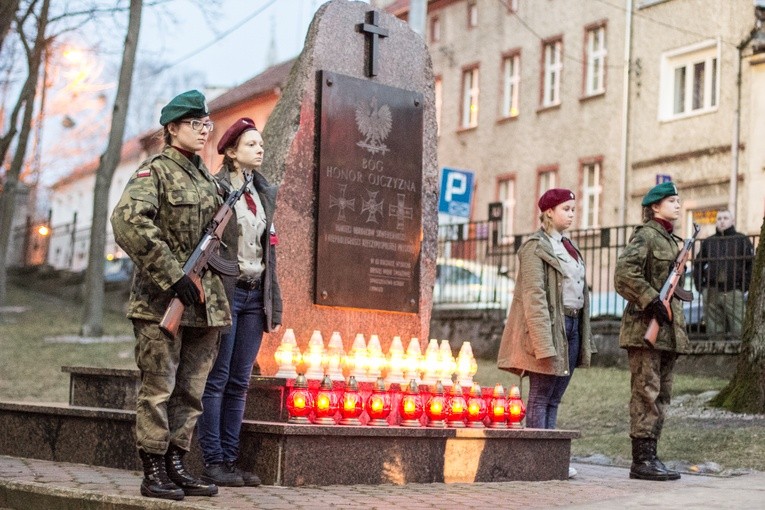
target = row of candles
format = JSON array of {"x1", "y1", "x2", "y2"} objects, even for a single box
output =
[
  {"x1": 286, "y1": 374, "x2": 526, "y2": 429},
  {"x1": 273, "y1": 329, "x2": 478, "y2": 388}
]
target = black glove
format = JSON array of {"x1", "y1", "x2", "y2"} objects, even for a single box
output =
[
  {"x1": 646, "y1": 296, "x2": 671, "y2": 326},
  {"x1": 171, "y1": 275, "x2": 201, "y2": 307}
]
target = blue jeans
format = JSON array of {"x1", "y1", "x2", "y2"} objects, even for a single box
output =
[
  {"x1": 525, "y1": 315, "x2": 580, "y2": 429},
  {"x1": 197, "y1": 287, "x2": 265, "y2": 465}
]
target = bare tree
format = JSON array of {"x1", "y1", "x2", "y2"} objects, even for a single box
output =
[
  {"x1": 80, "y1": 0, "x2": 142, "y2": 337},
  {"x1": 0, "y1": 0, "x2": 49, "y2": 309},
  {"x1": 710, "y1": 218, "x2": 765, "y2": 413}
]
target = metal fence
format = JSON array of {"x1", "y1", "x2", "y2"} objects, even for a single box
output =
[
  {"x1": 436, "y1": 220, "x2": 759, "y2": 339},
  {"x1": 10, "y1": 217, "x2": 122, "y2": 273}
]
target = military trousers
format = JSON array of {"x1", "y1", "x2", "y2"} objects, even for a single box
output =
[
  {"x1": 627, "y1": 347, "x2": 677, "y2": 440},
  {"x1": 132, "y1": 319, "x2": 220, "y2": 455}
]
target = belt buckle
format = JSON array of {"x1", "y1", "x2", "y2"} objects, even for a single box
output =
[{"x1": 238, "y1": 276, "x2": 259, "y2": 290}]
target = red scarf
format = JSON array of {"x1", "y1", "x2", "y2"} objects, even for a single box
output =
[
  {"x1": 655, "y1": 218, "x2": 673, "y2": 234},
  {"x1": 171, "y1": 145, "x2": 195, "y2": 160}
]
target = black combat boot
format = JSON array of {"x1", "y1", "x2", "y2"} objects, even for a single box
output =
[
  {"x1": 165, "y1": 444, "x2": 219, "y2": 496},
  {"x1": 653, "y1": 446, "x2": 681, "y2": 481},
  {"x1": 629, "y1": 438, "x2": 670, "y2": 481},
  {"x1": 138, "y1": 449, "x2": 185, "y2": 500}
]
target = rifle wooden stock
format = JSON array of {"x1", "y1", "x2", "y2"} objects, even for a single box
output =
[
  {"x1": 644, "y1": 318, "x2": 663, "y2": 347},
  {"x1": 159, "y1": 297, "x2": 185, "y2": 338}
]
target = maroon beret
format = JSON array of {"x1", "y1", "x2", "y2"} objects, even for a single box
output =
[
  {"x1": 216, "y1": 117, "x2": 258, "y2": 155},
  {"x1": 538, "y1": 188, "x2": 576, "y2": 211}
]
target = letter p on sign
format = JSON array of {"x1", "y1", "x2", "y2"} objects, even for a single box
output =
[
  {"x1": 445, "y1": 173, "x2": 467, "y2": 202},
  {"x1": 438, "y1": 167, "x2": 474, "y2": 218}
]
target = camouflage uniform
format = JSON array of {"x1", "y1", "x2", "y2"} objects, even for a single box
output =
[
  {"x1": 615, "y1": 220, "x2": 690, "y2": 440},
  {"x1": 111, "y1": 146, "x2": 231, "y2": 455}
]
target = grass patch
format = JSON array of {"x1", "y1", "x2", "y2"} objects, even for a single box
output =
[
  {"x1": 0, "y1": 283, "x2": 135, "y2": 402},
  {"x1": 475, "y1": 359, "x2": 765, "y2": 471}
]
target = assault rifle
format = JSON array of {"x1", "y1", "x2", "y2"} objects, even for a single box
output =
[
  {"x1": 159, "y1": 174, "x2": 251, "y2": 338},
  {"x1": 644, "y1": 222, "x2": 701, "y2": 347}
]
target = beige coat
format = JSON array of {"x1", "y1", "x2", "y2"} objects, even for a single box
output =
[{"x1": 497, "y1": 230, "x2": 595, "y2": 376}]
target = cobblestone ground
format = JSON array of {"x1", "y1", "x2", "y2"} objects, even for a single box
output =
[{"x1": 2, "y1": 455, "x2": 764, "y2": 510}]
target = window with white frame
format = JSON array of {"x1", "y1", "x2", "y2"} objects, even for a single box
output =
[
  {"x1": 585, "y1": 25, "x2": 606, "y2": 96},
  {"x1": 542, "y1": 39, "x2": 562, "y2": 107},
  {"x1": 659, "y1": 40, "x2": 719, "y2": 120},
  {"x1": 501, "y1": 53, "x2": 520, "y2": 118},
  {"x1": 468, "y1": 1, "x2": 478, "y2": 28},
  {"x1": 497, "y1": 177, "x2": 516, "y2": 241},
  {"x1": 435, "y1": 76, "x2": 442, "y2": 136},
  {"x1": 430, "y1": 15, "x2": 441, "y2": 43},
  {"x1": 581, "y1": 160, "x2": 602, "y2": 228},
  {"x1": 461, "y1": 66, "x2": 479, "y2": 128},
  {"x1": 538, "y1": 170, "x2": 556, "y2": 195}
]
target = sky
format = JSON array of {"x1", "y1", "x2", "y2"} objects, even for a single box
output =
[
  {"x1": 25, "y1": 0, "x2": 372, "y2": 187},
  {"x1": 138, "y1": 0, "x2": 370, "y2": 89}
]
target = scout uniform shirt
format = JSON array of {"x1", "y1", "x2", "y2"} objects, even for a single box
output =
[
  {"x1": 230, "y1": 172, "x2": 267, "y2": 282},
  {"x1": 545, "y1": 230, "x2": 585, "y2": 311},
  {"x1": 110, "y1": 146, "x2": 231, "y2": 328}
]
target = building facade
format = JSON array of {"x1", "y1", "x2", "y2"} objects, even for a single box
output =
[
  {"x1": 377, "y1": 0, "x2": 764, "y2": 238},
  {"x1": 47, "y1": 138, "x2": 147, "y2": 271},
  {"x1": 45, "y1": 60, "x2": 295, "y2": 270}
]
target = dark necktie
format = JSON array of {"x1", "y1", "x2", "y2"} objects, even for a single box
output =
[
  {"x1": 243, "y1": 191, "x2": 258, "y2": 217},
  {"x1": 562, "y1": 237, "x2": 579, "y2": 261}
]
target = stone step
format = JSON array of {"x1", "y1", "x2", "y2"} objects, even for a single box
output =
[
  {"x1": 63, "y1": 366, "x2": 290, "y2": 422},
  {"x1": 241, "y1": 420, "x2": 579, "y2": 485},
  {"x1": 62, "y1": 366, "x2": 139, "y2": 410},
  {"x1": 0, "y1": 401, "x2": 578, "y2": 486}
]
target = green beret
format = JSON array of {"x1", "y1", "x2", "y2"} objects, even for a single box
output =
[
  {"x1": 159, "y1": 90, "x2": 209, "y2": 126},
  {"x1": 641, "y1": 181, "x2": 679, "y2": 206}
]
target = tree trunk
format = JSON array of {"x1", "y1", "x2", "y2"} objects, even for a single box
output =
[
  {"x1": 710, "y1": 217, "x2": 765, "y2": 413},
  {"x1": 0, "y1": 0, "x2": 50, "y2": 310},
  {"x1": 80, "y1": 0, "x2": 142, "y2": 337}
]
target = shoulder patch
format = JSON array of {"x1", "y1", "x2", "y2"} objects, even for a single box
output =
[{"x1": 136, "y1": 168, "x2": 152, "y2": 178}]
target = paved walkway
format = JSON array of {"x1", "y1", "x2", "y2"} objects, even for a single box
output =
[{"x1": 1, "y1": 456, "x2": 764, "y2": 509}]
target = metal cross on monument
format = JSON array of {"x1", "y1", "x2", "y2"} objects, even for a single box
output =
[{"x1": 358, "y1": 10, "x2": 389, "y2": 77}]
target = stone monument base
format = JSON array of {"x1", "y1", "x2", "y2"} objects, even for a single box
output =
[
  {"x1": 0, "y1": 367, "x2": 579, "y2": 486},
  {"x1": 242, "y1": 421, "x2": 578, "y2": 485}
]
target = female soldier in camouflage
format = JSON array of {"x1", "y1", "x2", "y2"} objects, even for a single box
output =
[
  {"x1": 111, "y1": 90, "x2": 227, "y2": 501},
  {"x1": 614, "y1": 181, "x2": 690, "y2": 481}
]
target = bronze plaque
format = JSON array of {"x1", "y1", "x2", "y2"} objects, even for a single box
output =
[{"x1": 315, "y1": 71, "x2": 423, "y2": 312}]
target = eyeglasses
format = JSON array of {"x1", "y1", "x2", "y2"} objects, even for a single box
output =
[{"x1": 179, "y1": 119, "x2": 214, "y2": 133}]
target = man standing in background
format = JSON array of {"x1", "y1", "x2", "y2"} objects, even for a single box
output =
[{"x1": 693, "y1": 210, "x2": 754, "y2": 336}]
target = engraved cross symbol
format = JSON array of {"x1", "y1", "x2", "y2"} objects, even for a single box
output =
[
  {"x1": 358, "y1": 10, "x2": 389, "y2": 77},
  {"x1": 389, "y1": 193, "x2": 413, "y2": 231},
  {"x1": 329, "y1": 184, "x2": 355, "y2": 222},
  {"x1": 361, "y1": 190, "x2": 384, "y2": 223}
]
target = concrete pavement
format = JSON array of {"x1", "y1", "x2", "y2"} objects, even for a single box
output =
[{"x1": 1, "y1": 455, "x2": 764, "y2": 509}]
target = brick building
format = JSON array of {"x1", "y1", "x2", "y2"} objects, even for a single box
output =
[{"x1": 376, "y1": 0, "x2": 765, "y2": 238}]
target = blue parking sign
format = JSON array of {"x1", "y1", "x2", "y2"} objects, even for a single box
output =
[
  {"x1": 438, "y1": 167, "x2": 474, "y2": 218},
  {"x1": 656, "y1": 174, "x2": 672, "y2": 184}
]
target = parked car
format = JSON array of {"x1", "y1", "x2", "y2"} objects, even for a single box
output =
[
  {"x1": 103, "y1": 256, "x2": 134, "y2": 283},
  {"x1": 433, "y1": 258, "x2": 515, "y2": 311},
  {"x1": 589, "y1": 270, "x2": 704, "y2": 326}
]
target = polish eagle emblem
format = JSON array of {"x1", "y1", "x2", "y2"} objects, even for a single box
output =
[{"x1": 355, "y1": 96, "x2": 392, "y2": 155}]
